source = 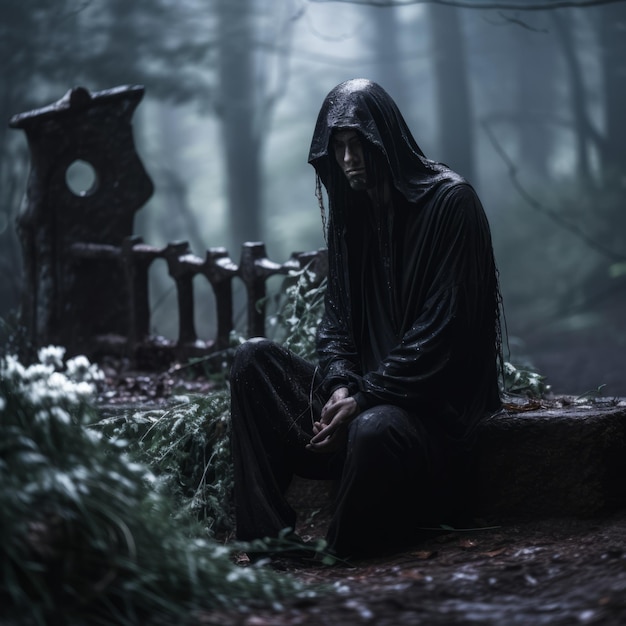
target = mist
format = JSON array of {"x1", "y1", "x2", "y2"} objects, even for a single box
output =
[{"x1": 1, "y1": 0, "x2": 625, "y2": 396}]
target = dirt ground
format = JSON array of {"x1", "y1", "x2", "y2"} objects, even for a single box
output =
[
  {"x1": 208, "y1": 402, "x2": 625, "y2": 626},
  {"x1": 200, "y1": 509, "x2": 626, "y2": 626},
  {"x1": 98, "y1": 366, "x2": 626, "y2": 626}
]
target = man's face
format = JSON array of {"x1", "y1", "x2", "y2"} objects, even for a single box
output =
[{"x1": 332, "y1": 129, "x2": 370, "y2": 191}]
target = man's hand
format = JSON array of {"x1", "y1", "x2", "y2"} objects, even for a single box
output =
[{"x1": 307, "y1": 387, "x2": 358, "y2": 453}]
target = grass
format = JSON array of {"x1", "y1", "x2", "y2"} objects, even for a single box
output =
[
  {"x1": 0, "y1": 347, "x2": 314, "y2": 625},
  {"x1": 0, "y1": 265, "x2": 547, "y2": 623}
]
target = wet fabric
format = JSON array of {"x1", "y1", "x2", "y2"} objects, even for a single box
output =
[
  {"x1": 310, "y1": 78, "x2": 501, "y2": 445},
  {"x1": 230, "y1": 338, "x2": 453, "y2": 556},
  {"x1": 230, "y1": 338, "x2": 336, "y2": 541},
  {"x1": 309, "y1": 78, "x2": 442, "y2": 205},
  {"x1": 230, "y1": 79, "x2": 502, "y2": 557}
]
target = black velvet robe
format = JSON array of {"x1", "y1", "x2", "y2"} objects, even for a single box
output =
[
  {"x1": 230, "y1": 79, "x2": 502, "y2": 554},
  {"x1": 309, "y1": 78, "x2": 501, "y2": 446}
]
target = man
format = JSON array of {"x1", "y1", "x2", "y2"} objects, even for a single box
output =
[{"x1": 230, "y1": 79, "x2": 502, "y2": 558}]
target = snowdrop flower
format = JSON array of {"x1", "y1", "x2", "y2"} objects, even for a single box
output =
[
  {"x1": 50, "y1": 406, "x2": 71, "y2": 425},
  {"x1": 48, "y1": 371, "x2": 79, "y2": 395},
  {"x1": 35, "y1": 409, "x2": 49, "y2": 424},
  {"x1": 26, "y1": 380, "x2": 58, "y2": 408},
  {"x1": 37, "y1": 345, "x2": 66, "y2": 370},
  {"x1": 1, "y1": 354, "x2": 26, "y2": 383},
  {"x1": 66, "y1": 355, "x2": 104, "y2": 383},
  {"x1": 23, "y1": 363, "x2": 55, "y2": 382},
  {"x1": 65, "y1": 355, "x2": 89, "y2": 379},
  {"x1": 74, "y1": 381, "x2": 97, "y2": 402},
  {"x1": 226, "y1": 568, "x2": 257, "y2": 583}
]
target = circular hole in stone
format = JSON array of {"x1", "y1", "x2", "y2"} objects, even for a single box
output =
[{"x1": 65, "y1": 159, "x2": 99, "y2": 196}]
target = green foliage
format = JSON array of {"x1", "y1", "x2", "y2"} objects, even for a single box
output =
[
  {"x1": 0, "y1": 268, "x2": 550, "y2": 623},
  {"x1": 0, "y1": 347, "x2": 313, "y2": 625},
  {"x1": 609, "y1": 262, "x2": 626, "y2": 279},
  {"x1": 94, "y1": 269, "x2": 328, "y2": 542},
  {"x1": 576, "y1": 383, "x2": 607, "y2": 401},
  {"x1": 271, "y1": 268, "x2": 327, "y2": 361},
  {"x1": 95, "y1": 389, "x2": 234, "y2": 535},
  {"x1": 88, "y1": 268, "x2": 327, "y2": 555},
  {"x1": 502, "y1": 361, "x2": 549, "y2": 398}
]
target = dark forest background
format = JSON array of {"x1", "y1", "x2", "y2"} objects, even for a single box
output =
[{"x1": 1, "y1": 0, "x2": 625, "y2": 395}]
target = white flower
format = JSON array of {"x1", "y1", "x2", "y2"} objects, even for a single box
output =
[
  {"x1": 1, "y1": 354, "x2": 26, "y2": 383},
  {"x1": 65, "y1": 355, "x2": 89, "y2": 380},
  {"x1": 48, "y1": 371, "x2": 76, "y2": 394},
  {"x1": 66, "y1": 355, "x2": 105, "y2": 383},
  {"x1": 503, "y1": 362, "x2": 516, "y2": 376},
  {"x1": 50, "y1": 406, "x2": 71, "y2": 425},
  {"x1": 226, "y1": 568, "x2": 257, "y2": 583},
  {"x1": 23, "y1": 363, "x2": 55, "y2": 382},
  {"x1": 75, "y1": 381, "x2": 97, "y2": 404},
  {"x1": 37, "y1": 345, "x2": 66, "y2": 370},
  {"x1": 85, "y1": 428, "x2": 103, "y2": 443},
  {"x1": 27, "y1": 380, "x2": 61, "y2": 408},
  {"x1": 35, "y1": 409, "x2": 49, "y2": 423}
]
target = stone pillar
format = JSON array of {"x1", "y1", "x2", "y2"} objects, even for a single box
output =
[{"x1": 9, "y1": 85, "x2": 153, "y2": 357}]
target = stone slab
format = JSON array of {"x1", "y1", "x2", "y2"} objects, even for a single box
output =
[{"x1": 471, "y1": 400, "x2": 626, "y2": 520}]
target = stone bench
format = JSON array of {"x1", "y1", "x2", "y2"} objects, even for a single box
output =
[
  {"x1": 471, "y1": 399, "x2": 626, "y2": 520},
  {"x1": 287, "y1": 399, "x2": 626, "y2": 527}
]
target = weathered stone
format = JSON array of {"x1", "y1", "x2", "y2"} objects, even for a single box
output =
[
  {"x1": 10, "y1": 85, "x2": 153, "y2": 358},
  {"x1": 286, "y1": 401, "x2": 626, "y2": 526},
  {"x1": 471, "y1": 401, "x2": 626, "y2": 520}
]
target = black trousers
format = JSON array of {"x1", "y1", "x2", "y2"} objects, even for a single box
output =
[{"x1": 229, "y1": 338, "x2": 454, "y2": 557}]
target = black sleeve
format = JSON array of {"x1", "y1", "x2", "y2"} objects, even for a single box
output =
[
  {"x1": 316, "y1": 279, "x2": 363, "y2": 396},
  {"x1": 352, "y1": 186, "x2": 495, "y2": 411}
]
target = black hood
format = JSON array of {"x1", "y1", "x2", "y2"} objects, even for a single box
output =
[{"x1": 308, "y1": 78, "x2": 453, "y2": 204}]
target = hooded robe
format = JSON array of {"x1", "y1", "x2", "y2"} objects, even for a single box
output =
[
  {"x1": 230, "y1": 79, "x2": 502, "y2": 555},
  {"x1": 309, "y1": 78, "x2": 501, "y2": 447}
]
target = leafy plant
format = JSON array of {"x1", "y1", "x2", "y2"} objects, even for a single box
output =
[
  {"x1": 269, "y1": 267, "x2": 327, "y2": 361},
  {"x1": 502, "y1": 361, "x2": 549, "y2": 397},
  {"x1": 89, "y1": 267, "x2": 328, "y2": 552},
  {"x1": 0, "y1": 347, "x2": 312, "y2": 625},
  {"x1": 575, "y1": 383, "x2": 607, "y2": 401},
  {"x1": 95, "y1": 389, "x2": 234, "y2": 534}
]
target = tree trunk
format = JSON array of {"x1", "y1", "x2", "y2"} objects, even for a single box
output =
[
  {"x1": 599, "y1": 3, "x2": 626, "y2": 177},
  {"x1": 551, "y1": 12, "x2": 596, "y2": 185},
  {"x1": 156, "y1": 105, "x2": 206, "y2": 254},
  {"x1": 368, "y1": 5, "x2": 407, "y2": 111},
  {"x1": 514, "y1": 22, "x2": 558, "y2": 182},
  {"x1": 217, "y1": 0, "x2": 262, "y2": 253},
  {"x1": 0, "y1": 73, "x2": 30, "y2": 319},
  {"x1": 428, "y1": 4, "x2": 475, "y2": 183}
]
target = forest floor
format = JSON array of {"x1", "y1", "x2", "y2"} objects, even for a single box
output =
[
  {"x1": 200, "y1": 509, "x2": 626, "y2": 626},
  {"x1": 98, "y1": 365, "x2": 626, "y2": 626}
]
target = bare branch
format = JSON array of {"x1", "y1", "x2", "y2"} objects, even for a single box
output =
[
  {"x1": 484, "y1": 12, "x2": 550, "y2": 32},
  {"x1": 307, "y1": 0, "x2": 626, "y2": 11},
  {"x1": 481, "y1": 119, "x2": 626, "y2": 263}
]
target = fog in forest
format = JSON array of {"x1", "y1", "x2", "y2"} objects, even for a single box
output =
[{"x1": 1, "y1": 0, "x2": 625, "y2": 396}]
